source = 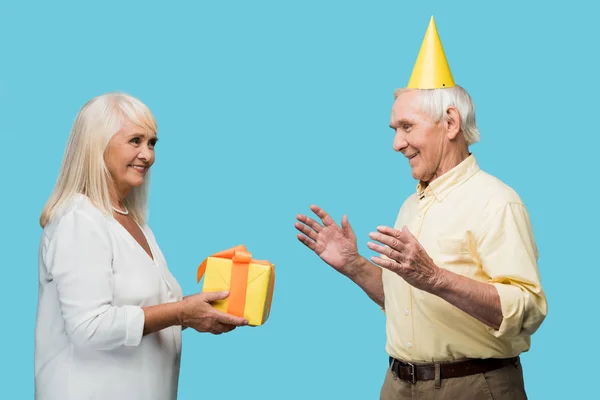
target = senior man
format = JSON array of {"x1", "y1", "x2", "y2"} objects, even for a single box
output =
[{"x1": 294, "y1": 17, "x2": 547, "y2": 400}]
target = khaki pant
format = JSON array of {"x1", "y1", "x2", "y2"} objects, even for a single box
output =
[{"x1": 380, "y1": 357, "x2": 528, "y2": 400}]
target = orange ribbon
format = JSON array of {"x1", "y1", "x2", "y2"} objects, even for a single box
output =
[{"x1": 197, "y1": 245, "x2": 273, "y2": 319}]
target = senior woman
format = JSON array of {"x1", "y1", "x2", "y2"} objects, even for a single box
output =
[{"x1": 34, "y1": 92, "x2": 248, "y2": 400}]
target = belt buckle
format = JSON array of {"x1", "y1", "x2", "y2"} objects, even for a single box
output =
[{"x1": 405, "y1": 362, "x2": 416, "y2": 384}]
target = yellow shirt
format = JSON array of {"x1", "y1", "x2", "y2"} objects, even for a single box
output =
[{"x1": 381, "y1": 154, "x2": 547, "y2": 362}]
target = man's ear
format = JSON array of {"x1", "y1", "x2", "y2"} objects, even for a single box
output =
[{"x1": 445, "y1": 106, "x2": 461, "y2": 140}]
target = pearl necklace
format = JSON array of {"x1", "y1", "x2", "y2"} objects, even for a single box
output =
[{"x1": 112, "y1": 205, "x2": 129, "y2": 215}]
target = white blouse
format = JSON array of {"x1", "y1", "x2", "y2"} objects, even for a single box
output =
[{"x1": 34, "y1": 194, "x2": 183, "y2": 400}]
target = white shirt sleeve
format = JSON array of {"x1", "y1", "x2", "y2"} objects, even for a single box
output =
[{"x1": 44, "y1": 209, "x2": 145, "y2": 350}]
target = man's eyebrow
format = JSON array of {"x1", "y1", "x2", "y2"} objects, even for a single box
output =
[{"x1": 390, "y1": 119, "x2": 412, "y2": 129}]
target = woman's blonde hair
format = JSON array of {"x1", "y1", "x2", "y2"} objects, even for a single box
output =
[{"x1": 40, "y1": 92, "x2": 157, "y2": 228}]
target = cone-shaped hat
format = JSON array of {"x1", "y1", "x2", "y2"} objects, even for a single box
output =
[{"x1": 407, "y1": 16, "x2": 455, "y2": 89}]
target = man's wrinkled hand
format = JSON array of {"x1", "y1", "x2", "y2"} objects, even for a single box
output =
[
  {"x1": 367, "y1": 225, "x2": 442, "y2": 292},
  {"x1": 295, "y1": 204, "x2": 360, "y2": 277}
]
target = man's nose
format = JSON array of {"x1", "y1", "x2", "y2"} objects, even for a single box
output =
[{"x1": 393, "y1": 130, "x2": 408, "y2": 152}]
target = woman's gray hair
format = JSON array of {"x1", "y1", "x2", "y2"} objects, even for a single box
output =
[{"x1": 394, "y1": 85, "x2": 480, "y2": 146}]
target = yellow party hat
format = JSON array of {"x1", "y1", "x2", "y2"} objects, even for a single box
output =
[{"x1": 407, "y1": 16, "x2": 455, "y2": 89}]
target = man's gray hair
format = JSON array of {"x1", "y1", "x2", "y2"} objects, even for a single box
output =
[{"x1": 394, "y1": 85, "x2": 480, "y2": 146}]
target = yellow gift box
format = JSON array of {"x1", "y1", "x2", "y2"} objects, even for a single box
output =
[{"x1": 197, "y1": 245, "x2": 275, "y2": 326}]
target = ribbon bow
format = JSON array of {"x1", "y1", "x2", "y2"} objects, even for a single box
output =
[{"x1": 197, "y1": 245, "x2": 273, "y2": 319}]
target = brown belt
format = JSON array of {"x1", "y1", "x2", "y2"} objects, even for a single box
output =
[{"x1": 389, "y1": 356, "x2": 519, "y2": 384}]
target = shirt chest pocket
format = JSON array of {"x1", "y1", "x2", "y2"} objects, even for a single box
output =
[{"x1": 435, "y1": 236, "x2": 474, "y2": 266}]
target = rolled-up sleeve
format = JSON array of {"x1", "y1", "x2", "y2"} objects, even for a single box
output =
[
  {"x1": 477, "y1": 202, "x2": 548, "y2": 338},
  {"x1": 45, "y1": 209, "x2": 145, "y2": 350}
]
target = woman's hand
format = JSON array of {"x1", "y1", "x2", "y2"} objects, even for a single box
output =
[{"x1": 179, "y1": 291, "x2": 249, "y2": 334}]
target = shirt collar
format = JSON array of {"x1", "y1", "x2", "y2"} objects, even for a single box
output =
[{"x1": 416, "y1": 153, "x2": 480, "y2": 202}]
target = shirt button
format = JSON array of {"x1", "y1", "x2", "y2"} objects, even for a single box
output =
[
  {"x1": 404, "y1": 309, "x2": 409, "y2": 316},
  {"x1": 407, "y1": 342, "x2": 413, "y2": 348}
]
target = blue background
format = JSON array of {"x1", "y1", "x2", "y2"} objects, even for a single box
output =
[{"x1": 1, "y1": 0, "x2": 598, "y2": 398}]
